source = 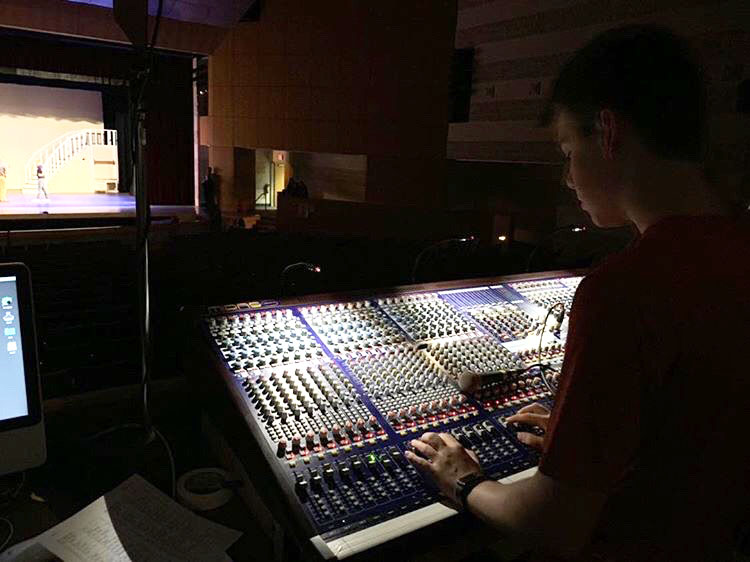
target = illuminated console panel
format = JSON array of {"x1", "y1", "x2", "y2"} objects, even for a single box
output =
[{"x1": 198, "y1": 271, "x2": 583, "y2": 559}]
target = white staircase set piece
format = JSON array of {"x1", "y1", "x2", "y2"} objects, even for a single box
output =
[{"x1": 23, "y1": 129, "x2": 118, "y2": 195}]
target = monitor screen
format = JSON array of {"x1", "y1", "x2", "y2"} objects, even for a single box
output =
[{"x1": 0, "y1": 275, "x2": 29, "y2": 422}]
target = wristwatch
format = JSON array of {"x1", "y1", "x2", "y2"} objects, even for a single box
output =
[{"x1": 455, "y1": 472, "x2": 490, "y2": 512}]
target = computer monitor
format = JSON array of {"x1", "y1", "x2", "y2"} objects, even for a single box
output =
[{"x1": 0, "y1": 263, "x2": 45, "y2": 477}]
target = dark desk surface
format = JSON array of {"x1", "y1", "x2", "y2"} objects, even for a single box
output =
[{"x1": 1, "y1": 471, "x2": 273, "y2": 561}]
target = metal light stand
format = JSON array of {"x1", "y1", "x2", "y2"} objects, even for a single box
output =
[{"x1": 133, "y1": 68, "x2": 154, "y2": 440}]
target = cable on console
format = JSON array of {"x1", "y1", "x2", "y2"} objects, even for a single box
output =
[{"x1": 536, "y1": 302, "x2": 566, "y2": 394}]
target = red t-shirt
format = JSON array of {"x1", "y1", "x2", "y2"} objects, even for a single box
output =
[{"x1": 538, "y1": 215, "x2": 750, "y2": 561}]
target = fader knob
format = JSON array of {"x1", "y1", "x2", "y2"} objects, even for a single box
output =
[
  {"x1": 336, "y1": 426, "x2": 347, "y2": 442},
  {"x1": 311, "y1": 475, "x2": 323, "y2": 491},
  {"x1": 451, "y1": 429, "x2": 472, "y2": 448},
  {"x1": 276, "y1": 439, "x2": 287, "y2": 458},
  {"x1": 295, "y1": 478, "x2": 308, "y2": 498},
  {"x1": 344, "y1": 421, "x2": 354, "y2": 435}
]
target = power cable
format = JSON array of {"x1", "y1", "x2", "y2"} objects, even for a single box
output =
[{"x1": 0, "y1": 518, "x2": 13, "y2": 553}]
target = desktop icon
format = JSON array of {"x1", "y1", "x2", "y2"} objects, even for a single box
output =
[
  {"x1": 3, "y1": 311, "x2": 14, "y2": 324},
  {"x1": 4, "y1": 327, "x2": 15, "y2": 336},
  {"x1": 1, "y1": 297, "x2": 11, "y2": 309},
  {"x1": 7, "y1": 341, "x2": 17, "y2": 353}
]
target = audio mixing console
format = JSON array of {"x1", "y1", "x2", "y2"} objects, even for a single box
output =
[{"x1": 196, "y1": 271, "x2": 584, "y2": 559}]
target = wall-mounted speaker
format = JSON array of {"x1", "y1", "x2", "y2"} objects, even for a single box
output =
[{"x1": 450, "y1": 48, "x2": 475, "y2": 123}]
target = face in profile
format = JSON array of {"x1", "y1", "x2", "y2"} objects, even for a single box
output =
[{"x1": 554, "y1": 109, "x2": 628, "y2": 228}]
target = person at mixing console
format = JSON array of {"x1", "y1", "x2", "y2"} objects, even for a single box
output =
[{"x1": 406, "y1": 25, "x2": 750, "y2": 561}]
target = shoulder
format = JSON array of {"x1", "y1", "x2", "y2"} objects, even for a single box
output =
[
  {"x1": 569, "y1": 250, "x2": 646, "y2": 333},
  {"x1": 576, "y1": 247, "x2": 639, "y2": 301}
]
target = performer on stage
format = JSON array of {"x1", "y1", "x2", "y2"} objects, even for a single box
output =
[
  {"x1": 0, "y1": 161, "x2": 7, "y2": 202},
  {"x1": 36, "y1": 164, "x2": 49, "y2": 200}
]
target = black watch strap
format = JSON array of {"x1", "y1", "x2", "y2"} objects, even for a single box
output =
[{"x1": 457, "y1": 472, "x2": 490, "y2": 512}]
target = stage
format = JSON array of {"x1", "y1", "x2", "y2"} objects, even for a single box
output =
[{"x1": 0, "y1": 192, "x2": 202, "y2": 229}]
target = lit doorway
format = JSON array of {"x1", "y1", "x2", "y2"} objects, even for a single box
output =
[{"x1": 254, "y1": 149, "x2": 291, "y2": 210}]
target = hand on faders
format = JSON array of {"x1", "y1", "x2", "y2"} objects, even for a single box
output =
[
  {"x1": 505, "y1": 402, "x2": 550, "y2": 451},
  {"x1": 406, "y1": 431, "x2": 481, "y2": 508}
]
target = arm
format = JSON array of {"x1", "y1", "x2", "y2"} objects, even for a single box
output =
[
  {"x1": 407, "y1": 433, "x2": 606, "y2": 558},
  {"x1": 408, "y1": 273, "x2": 643, "y2": 557},
  {"x1": 467, "y1": 471, "x2": 606, "y2": 558}
]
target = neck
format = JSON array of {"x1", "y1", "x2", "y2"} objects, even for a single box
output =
[{"x1": 621, "y1": 158, "x2": 730, "y2": 233}]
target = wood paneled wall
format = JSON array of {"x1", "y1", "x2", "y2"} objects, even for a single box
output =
[
  {"x1": 291, "y1": 153, "x2": 366, "y2": 203},
  {"x1": 205, "y1": 0, "x2": 457, "y2": 212},
  {"x1": 449, "y1": 0, "x2": 750, "y2": 204}
]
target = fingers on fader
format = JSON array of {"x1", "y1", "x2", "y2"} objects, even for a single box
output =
[
  {"x1": 506, "y1": 412, "x2": 549, "y2": 429},
  {"x1": 405, "y1": 450, "x2": 432, "y2": 470},
  {"x1": 411, "y1": 439, "x2": 437, "y2": 459},
  {"x1": 516, "y1": 432, "x2": 544, "y2": 452},
  {"x1": 439, "y1": 432, "x2": 461, "y2": 448},
  {"x1": 518, "y1": 402, "x2": 549, "y2": 415},
  {"x1": 420, "y1": 432, "x2": 444, "y2": 450}
]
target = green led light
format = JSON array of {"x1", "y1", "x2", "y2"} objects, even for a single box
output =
[{"x1": 367, "y1": 453, "x2": 377, "y2": 463}]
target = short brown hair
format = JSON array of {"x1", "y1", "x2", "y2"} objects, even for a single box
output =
[{"x1": 540, "y1": 25, "x2": 706, "y2": 162}]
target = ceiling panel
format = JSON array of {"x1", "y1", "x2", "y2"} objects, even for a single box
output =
[{"x1": 66, "y1": 0, "x2": 256, "y2": 28}]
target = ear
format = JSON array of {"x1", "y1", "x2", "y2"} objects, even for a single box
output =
[{"x1": 597, "y1": 109, "x2": 618, "y2": 160}]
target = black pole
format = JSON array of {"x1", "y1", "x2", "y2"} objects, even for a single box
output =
[{"x1": 134, "y1": 79, "x2": 153, "y2": 439}]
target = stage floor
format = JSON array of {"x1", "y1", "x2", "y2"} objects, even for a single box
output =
[{"x1": 0, "y1": 192, "x2": 200, "y2": 221}]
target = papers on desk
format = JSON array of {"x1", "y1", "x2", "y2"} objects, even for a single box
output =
[{"x1": 0, "y1": 474, "x2": 242, "y2": 562}]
